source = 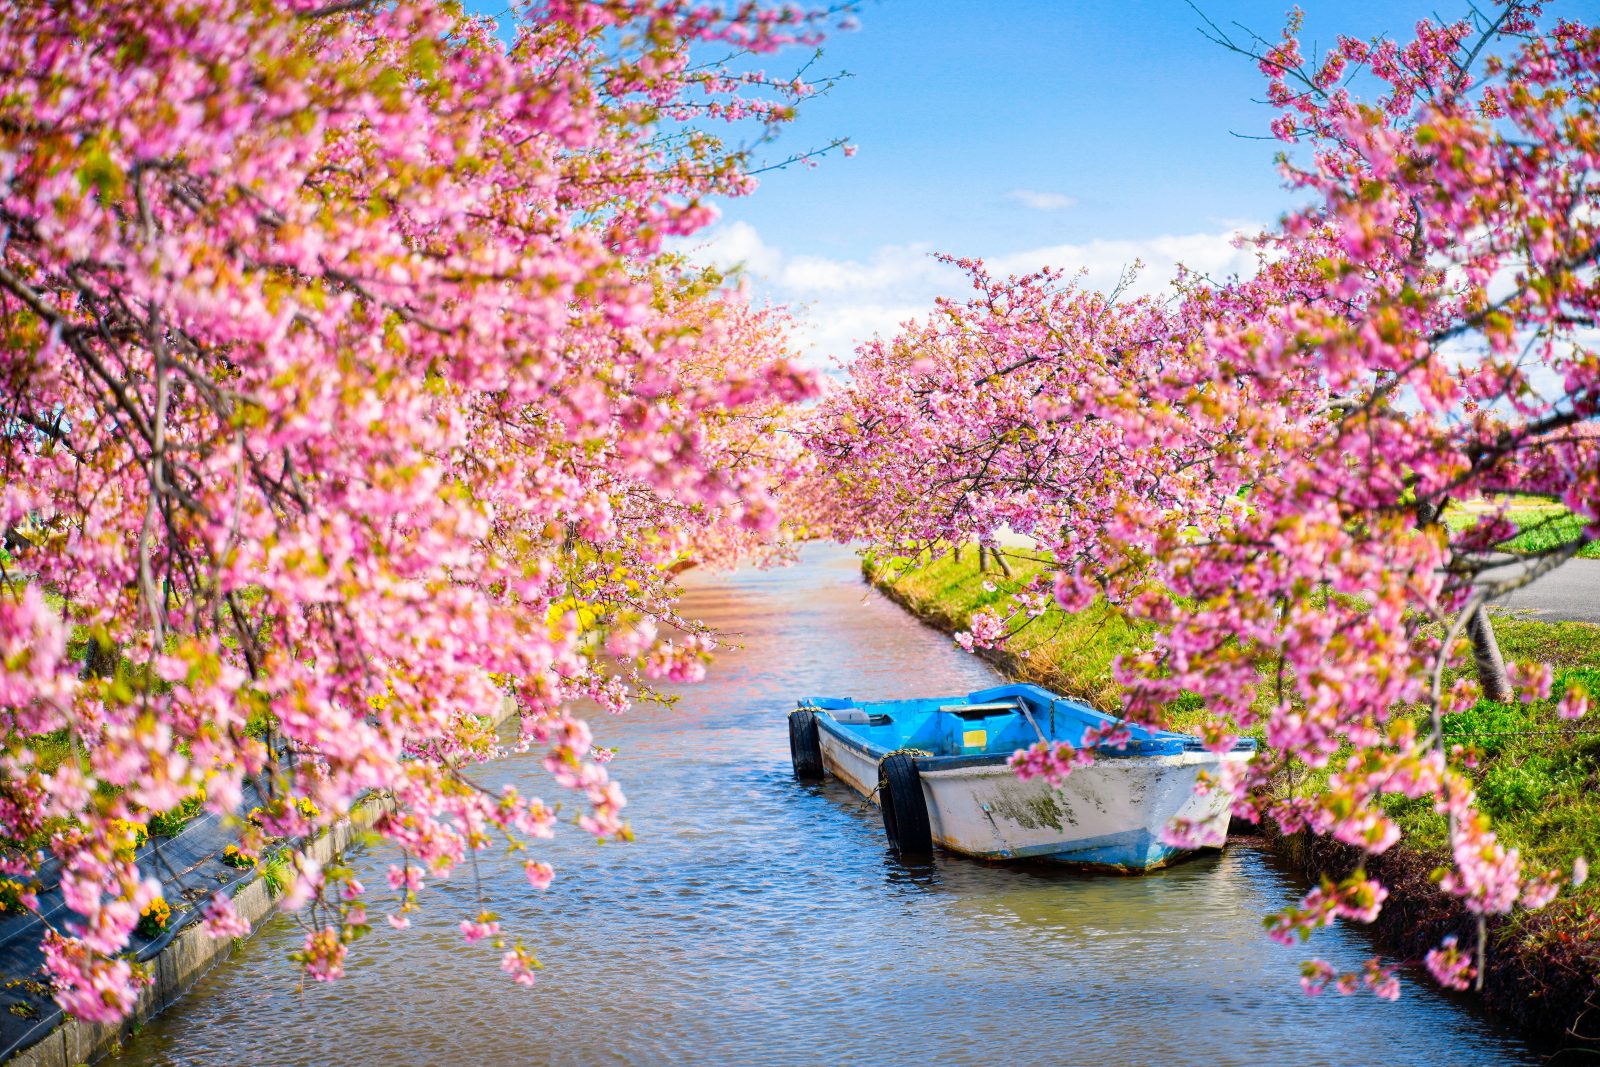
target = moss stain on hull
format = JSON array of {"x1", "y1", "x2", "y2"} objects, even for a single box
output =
[{"x1": 983, "y1": 780, "x2": 1071, "y2": 833}]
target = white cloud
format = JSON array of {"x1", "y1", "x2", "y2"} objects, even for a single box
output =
[
  {"x1": 789, "y1": 300, "x2": 941, "y2": 375},
  {"x1": 685, "y1": 220, "x2": 783, "y2": 277},
  {"x1": 780, "y1": 244, "x2": 951, "y2": 295},
  {"x1": 682, "y1": 225, "x2": 967, "y2": 368},
  {"x1": 1007, "y1": 189, "x2": 1077, "y2": 211},
  {"x1": 989, "y1": 228, "x2": 1259, "y2": 298},
  {"x1": 682, "y1": 221, "x2": 1262, "y2": 369}
]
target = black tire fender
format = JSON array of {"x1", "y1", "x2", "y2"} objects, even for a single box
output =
[
  {"x1": 788, "y1": 708, "x2": 824, "y2": 780},
  {"x1": 878, "y1": 752, "x2": 933, "y2": 858}
]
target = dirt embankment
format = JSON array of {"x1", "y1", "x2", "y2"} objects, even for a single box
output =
[{"x1": 863, "y1": 555, "x2": 1600, "y2": 1052}]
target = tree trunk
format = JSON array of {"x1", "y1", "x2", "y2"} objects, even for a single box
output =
[
  {"x1": 1417, "y1": 499, "x2": 1513, "y2": 703},
  {"x1": 1466, "y1": 604, "x2": 1513, "y2": 703},
  {"x1": 992, "y1": 547, "x2": 1014, "y2": 577},
  {"x1": 82, "y1": 634, "x2": 118, "y2": 678},
  {"x1": 977, "y1": 545, "x2": 988, "y2": 572}
]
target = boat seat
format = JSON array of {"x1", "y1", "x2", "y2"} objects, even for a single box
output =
[{"x1": 937, "y1": 701, "x2": 1020, "y2": 720}]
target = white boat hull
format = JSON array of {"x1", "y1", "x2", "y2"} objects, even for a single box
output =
[{"x1": 818, "y1": 727, "x2": 1246, "y2": 871}]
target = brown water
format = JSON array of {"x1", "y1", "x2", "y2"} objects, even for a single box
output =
[{"x1": 115, "y1": 544, "x2": 1538, "y2": 1066}]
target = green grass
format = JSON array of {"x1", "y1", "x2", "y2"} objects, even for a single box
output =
[
  {"x1": 1445, "y1": 496, "x2": 1600, "y2": 560},
  {"x1": 865, "y1": 542, "x2": 1600, "y2": 888},
  {"x1": 6, "y1": 630, "x2": 274, "y2": 849},
  {"x1": 147, "y1": 792, "x2": 207, "y2": 837},
  {"x1": 1410, "y1": 632, "x2": 1600, "y2": 874},
  {"x1": 1504, "y1": 512, "x2": 1600, "y2": 558},
  {"x1": 258, "y1": 852, "x2": 292, "y2": 896},
  {"x1": 863, "y1": 546, "x2": 1235, "y2": 740},
  {"x1": 864, "y1": 545, "x2": 1150, "y2": 715}
]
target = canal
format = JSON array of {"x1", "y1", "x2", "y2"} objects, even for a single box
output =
[{"x1": 116, "y1": 544, "x2": 1537, "y2": 1065}]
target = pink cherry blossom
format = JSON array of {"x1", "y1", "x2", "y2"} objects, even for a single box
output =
[
  {"x1": 1424, "y1": 935, "x2": 1475, "y2": 991},
  {"x1": 200, "y1": 895, "x2": 252, "y2": 940},
  {"x1": 0, "y1": 0, "x2": 836, "y2": 1016},
  {"x1": 1558, "y1": 685, "x2": 1589, "y2": 721},
  {"x1": 299, "y1": 927, "x2": 347, "y2": 982}
]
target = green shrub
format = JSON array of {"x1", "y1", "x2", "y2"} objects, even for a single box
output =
[{"x1": 147, "y1": 793, "x2": 205, "y2": 837}]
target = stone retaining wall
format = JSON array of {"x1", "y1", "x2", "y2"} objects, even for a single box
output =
[{"x1": 4, "y1": 695, "x2": 518, "y2": 1067}]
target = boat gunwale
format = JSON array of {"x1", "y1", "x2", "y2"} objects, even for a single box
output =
[
  {"x1": 811, "y1": 707, "x2": 1251, "y2": 773},
  {"x1": 803, "y1": 682, "x2": 1255, "y2": 771}
]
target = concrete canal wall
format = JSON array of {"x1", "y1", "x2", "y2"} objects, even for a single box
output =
[
  {"x1": 3, "y1": 695, "x2": 519, "y2": 1067},
  {"x1": 8, "y1": 813, "x2": 371, "y2": 1067}
]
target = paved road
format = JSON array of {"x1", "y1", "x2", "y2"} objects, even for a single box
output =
[
  {"x1": 1485, "y1": 555, "x2": 1600, "y2": 625},
  {"x1": 991, "y1": 530, "x2": 1600, "y2": 625}
]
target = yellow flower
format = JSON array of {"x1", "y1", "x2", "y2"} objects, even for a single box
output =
[
  {"x1": 137, "y1": 896, "x2": 171, "y2": 937},
  {"x1": 109, "y1": 818, "x2": 148, "y2": 860},
  {"x1": 221, "y1": 844, "x2": 256, "y2": 869}
]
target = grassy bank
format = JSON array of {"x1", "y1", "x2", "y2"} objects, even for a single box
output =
[
  {"x1": 1445, "y1": 496, "x2": 1600, "y2": 560},
  {"x1": 863, "y1": 543, "x2": 1600, "y2": 1045}
]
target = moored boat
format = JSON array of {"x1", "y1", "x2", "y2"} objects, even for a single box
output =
[{"x1": 787, "y1": 682, "x2": 1254, "y2": 871}]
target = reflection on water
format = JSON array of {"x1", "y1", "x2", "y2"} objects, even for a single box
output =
[{"x1": 115, "y1": 544, "x2": 1537, "y2": 1066}]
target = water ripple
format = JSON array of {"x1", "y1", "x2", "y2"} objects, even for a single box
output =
[{"x1": 116, "y1": 545, "x2": 1536, "y2": 1066}]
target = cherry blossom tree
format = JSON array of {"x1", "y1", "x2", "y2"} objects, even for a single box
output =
[
  {"x1": 812, "y1": 0, "x2": 1600, "y2": 996},
  {"x1": 0, "y1": 0, "x2": 833, "y2": 1020}
]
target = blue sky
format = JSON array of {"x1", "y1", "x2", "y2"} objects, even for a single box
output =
[
  {"x1": 692, "y1": 0, "x2": 1532, "y2": 365},
  {"x1": 478, "y1": 1, "x2": 1598, "y2": 364}
]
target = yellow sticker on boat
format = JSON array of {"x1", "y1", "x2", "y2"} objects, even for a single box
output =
[{"x1": 963, "y1": 729, "x2": 986, "y2": 749}]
